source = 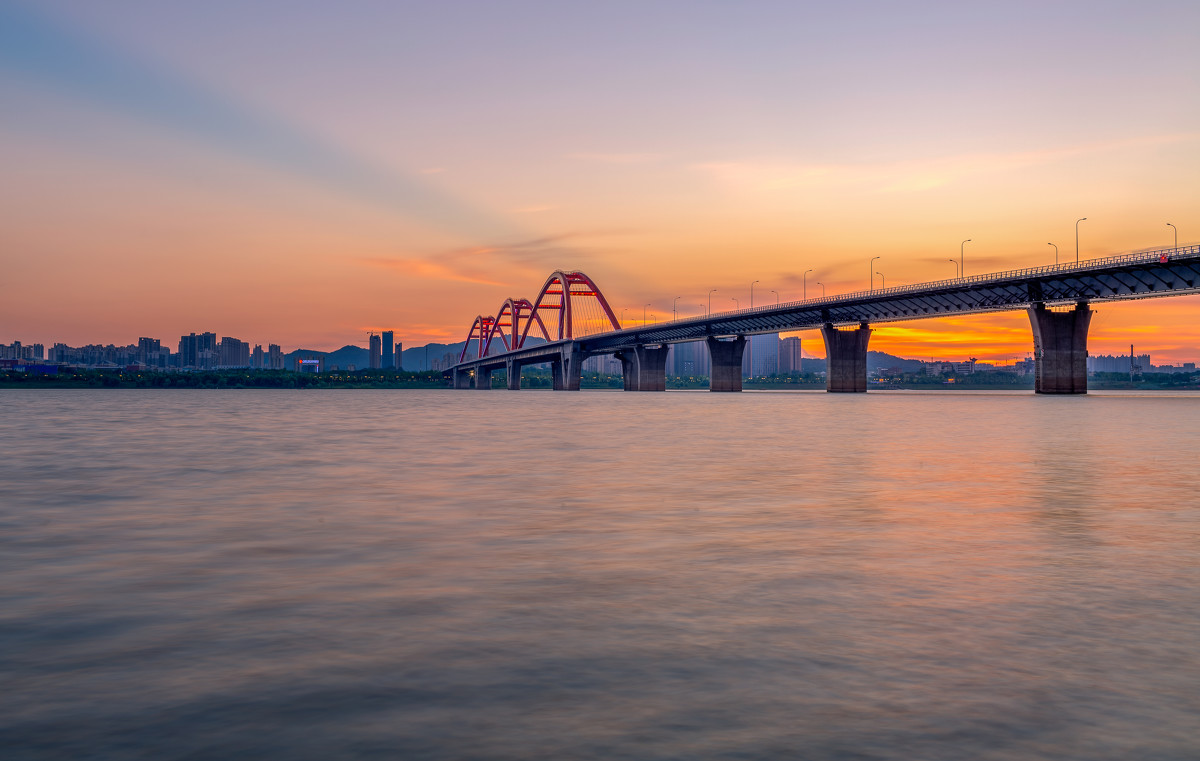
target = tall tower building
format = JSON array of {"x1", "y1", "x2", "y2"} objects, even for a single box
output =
[
  {"x1": 369, "y1": 333, "x2": 382, "y2": 370},
  {"x1": 268, "y1": 344, "x2": 283, "y2": 370},
  {"x1": 382, "y1": 331, "x2": 395, "y2": 369},
  {"x1": 779, "y1": 337, "x2": 803, "y2": 374},
  {"x1": 394, "y1": 340, "x2": 403, "y2": 370}
]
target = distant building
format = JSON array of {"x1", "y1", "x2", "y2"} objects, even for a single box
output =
[
  {"x1": 744, "y1": 333, "x2": 779, "y2": 377},
  {"x1": 779, "y1": 337, "x2": 802, "y2": 374},
  {"x1": 251, "y1": 344, "x2": 265, "y2": 369},
  {"x1": 1088, "y1": 353, "x2": 1151, "y2": 373},
  {"x1": 297, "y1": 356, "x2": 321, "y2": 373},
  {"x1": 268, "y1": 344, "x2": 283, "y2": 370},
  {"x1": 394, "y1": 340, "x2": 403, "y2": 370},
  {"x1": 219, "y1": 337, "x2": 251, "y2": 368},
  {"x1": 369, "y1": 333, "x2": 382, "y2": 369},
  {"x1": 382, "y1": 331, "x2": 394, "y2": 369}
]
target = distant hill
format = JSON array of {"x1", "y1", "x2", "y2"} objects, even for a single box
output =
[{"x1": 866, "y1": 351, "x2": 926, "y2": 373}]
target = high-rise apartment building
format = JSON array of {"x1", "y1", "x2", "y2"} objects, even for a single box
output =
[
  {"x1": 369, "y1": 333, "x2": 382, "y2": 370},
  {"x1": 251, "y1": 344, "x2": 265, "y2": 369},
  {"x1": 743, "y1": 333, "x2": 780, "y2": 377},
  {"x1": 219, "y1": 337, "x2": 251, "y2": 368},
  {"x1": 779, "y1": 337, "x2": 802, "y2": 374},
  {"x1": 381, "y1": 331, "x2": 394, "y2": 369},
  {"x1": 268, "y1": 344, "x2": 283, "y2": 370}
]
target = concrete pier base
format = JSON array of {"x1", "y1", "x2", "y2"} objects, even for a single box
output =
[
  {"x1": 474, "y1": 367, "x2": 492, "y2": 389},
  {"x1": 707, "y1": 336, "x2": 746, "y2": 392},
  {"x1": 506, "y1": 360, "x2": 521, "y2": 390},
  {"x1": 551, "y1": 344, "x2": 583, "y2": 391},
  {"x1": 1028, "y1": 302, "x2": 1092, "y2": 394},
  {"x1": 615, "y1": 345, "x2": 669, "y2": 391},
  {"x1": 822, "y1": 322, "x2": 871, "y2": 393},
  {"x1": 452, "y1": 368, "x2": 472, "y2": 389}
]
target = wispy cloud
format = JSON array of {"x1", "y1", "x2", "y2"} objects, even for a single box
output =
[
  {"x1": 0, "y1": 4, "x2": 516, "y2": 240},
  {"x1": 568, "y1": 152, "x2": 666, "y2": 165},
  {"x1": 696, "y1": 133, "x2": 1200, "y2": 194},
  {"x1": 363, "y1": 231, "x2": 619, "y2": 290},
  {"x1": 510, "y1": 205, "x2": 557, "y2": 214}
]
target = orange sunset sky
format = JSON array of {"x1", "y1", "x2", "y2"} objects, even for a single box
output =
[{"x1": 2, "y1": 1, "x2": 1199, "y2": 362}]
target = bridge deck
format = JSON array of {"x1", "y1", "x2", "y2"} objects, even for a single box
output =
[{"x1": 452, "y1": 244, "x2": 1200, "y2": 370}]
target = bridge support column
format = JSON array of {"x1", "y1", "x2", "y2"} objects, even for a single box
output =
[
  {"x1": 822, "y1": 322, "x2": 871, "y2": 393},
  {"x1": 506, "y1": 359, "x2": 521, "y2": 390},
  {"x1": 707, "y1": 336, "x2": 746, "y2": 392},
  {"x1": 452, "y1": 368, "x2": 472, "y2": 389},
  {"x1": 474, "y1": 367, "x2": 492, "y2": 389},
  {"x1": 551, "y1": 344, "x2": 583, "y2": 391},
  {"x1": 615, "y1": 345, "x2": 669, "y2": 391},
  {"x1": 1028, "y1": 302, "x2": 1092, "y2": 394}
]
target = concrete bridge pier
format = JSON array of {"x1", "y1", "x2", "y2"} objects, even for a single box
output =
[
  {"x1": 615, "y1": 345, "x2": 670, "y2": 391},
  {"x1": 822, "y1": 322, "x2": 871, "y2": 393},
  {"x1": 707, "y1": 336, "x2": 746, "y2": 392},
  {"x1": 505, "y1": 359, "x2": 521, "y2": 390},
  {"x1": 452, "y1": 368, "x2": 472, "y2": 389},
  {"x1": 1028, "y1": 302, "x2": 1092, "y2": 394},
  {"x1": 474, "y1": 367, "x2": 493, "y2": 390},
  {"x1": 551, "y1": 344, "x2": 583, "y2": 391}
]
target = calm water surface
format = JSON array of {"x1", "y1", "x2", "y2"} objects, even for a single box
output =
[{"x1": 2, "y1": 389, "x2": 1198, "y2": 760}]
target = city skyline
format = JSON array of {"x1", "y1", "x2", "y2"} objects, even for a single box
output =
[{"x1": 3, "y1": 2, "x2": 1199, "y2": 360}]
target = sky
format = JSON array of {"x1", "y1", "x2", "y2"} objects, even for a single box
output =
[{"x1": 2, "y1": 0, "x2": 1199, "y2": 361}]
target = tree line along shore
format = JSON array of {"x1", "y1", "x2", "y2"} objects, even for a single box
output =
[{"x1": 3, "y1": 368, "x2": 1199, "y2": 390}]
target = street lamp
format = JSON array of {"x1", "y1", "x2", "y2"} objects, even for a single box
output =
[
  {"x1": 621, "y1": 308, "x2": 627, "y2": 326},
  {"x1": 771, "y1": 289, "x2": 779, "y2": 305},
  {"x1": 948, "y1": 259, "x2": 960, "y2": 278},
  {"x1": 673, "y1": 296, "x2": 681, "y2": 321},
  {"x1": 644, "y1": 303, "x2": 651, "y2": 326},
  {"x1": 961, "y1": 239, "x2": 971, "y2": 277},
  {"x1": 708, "y1": 289, "x2": 717, "y2": 315},
  {"x1": 1075, "y1": 218, "x2": 1086, "y2": 264},
  {"x1": 869, "y1": 256, "x2": 880, "y2": 290},
  {"x1": 731, "y1": 297, "x2": 739, "y2": 310},
  {"x1": 816, "y1": 281, "x2": 826, "y2": 297},
  {"x1": 803, "y1": 268, "x2": 813, "y2": 300},
  {"x1": 1048, "y1": 242, "x2": 1058, "y2": 265},
  {"x1": 876, "y1": 271, "x2": 885, "y2": 289},
  {"x1": 1168, "y1": 222, "x2": 1178, "y2": 252},
  {"x1": 750, "y1": 279, "x2": 760, "y2": 308}
]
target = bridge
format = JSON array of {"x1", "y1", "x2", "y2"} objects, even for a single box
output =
[{"x1": 446, "y1": 244, "x2": 1200, "y2": 394}]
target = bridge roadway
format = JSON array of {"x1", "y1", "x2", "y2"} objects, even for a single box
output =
[{"x1": 449, "y1": 244, "x2": 1200, "y2": 394}]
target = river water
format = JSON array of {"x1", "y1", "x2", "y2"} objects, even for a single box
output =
[{"x1": 2, "y1": 389, "x2": 1198, "y2": 760}]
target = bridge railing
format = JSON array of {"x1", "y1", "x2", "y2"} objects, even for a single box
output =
[{"x1": 682, "y1": 243, "x2": 1200, "y2": 323}]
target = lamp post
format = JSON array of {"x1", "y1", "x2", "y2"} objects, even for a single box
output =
[
  {"x1": 1075, "y1": 218, "x2": 1086, "y2": 263},
  {"x1": 816, "y1": 281, "x2": 825, "y2": 297},
  {"x1": 1048, "y1": 242, "x2": 1058, "y2": 265},
  {"x1": 771, "y1": 289, "x2": 779, "y2": 305},
  {"x1": 869, "y1": 256, "x2": 880, "y2": 290},
  {"x1": 731, "y1": 297, "x2": 739, "y2": 310},
  {"x1": 621, "y1": 308, "x2": 627, "y2": 326},
  {"x1": 673, "y1": 296, "x2": 681, "y2": 321},
  {"x1": 948, "y1": 259, "x2": 960, "y2": 278},
  {"x1": 708, "y1": 289, "x2": 717, "y2": 316},
  {"x1": 750, "y1": 280, "x2": 760, "y2": 308},
  {"x1": 961, "y1": 239, "x2": 971, "y2": 277},
  {"x1": 644, "y1": 303, "x2": 650, "y2": 326},
  {"x1": 1168, "y1": 223, "x2": 1178, "y2": 252},
  {"x1": 803, "y1": 268, "x2": 813, "y2": 300},
  {"x1": 876, "y1": 271, "x2": 885, "y2": 289}
]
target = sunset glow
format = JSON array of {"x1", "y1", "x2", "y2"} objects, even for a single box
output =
[{"x1": 3, "y1": 2, "x2": 1199, "y2": 360}]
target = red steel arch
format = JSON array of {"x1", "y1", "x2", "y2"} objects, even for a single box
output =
[
  {"x1": 457, "y1": 315, "x2": 496, "y2": 362},
  {"x1": 457, "y1": 271, "x2": 621, "y2": 363},
  {"x1": 519, "y1": 271, "x2": 621, "y2": 346}
]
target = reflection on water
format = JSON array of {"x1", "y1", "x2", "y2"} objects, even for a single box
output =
[{"x1": 2, "y1": 389, "x2": 1199, "y2": 760}]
